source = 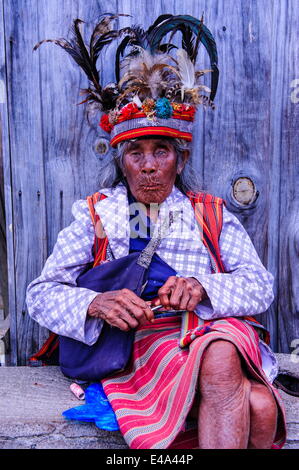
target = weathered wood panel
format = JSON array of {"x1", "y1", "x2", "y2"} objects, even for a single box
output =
[
  {"x1": 0, "y1": 37, "x2": 7, "y2": 319},
  {"x1": 276, "y1": 0, "x2": 299, "y2": 353},
  {"x1": 0, "y1": 105, "x2": 8, "y2": 320},
  {"x1": 2, "y1": 0, "x2": 108, "y2": 364},
  {"x1": 1, "y1": 0, "x2": 298, "y2": 363},
  {"x1": 0, "y1": 0, "x2": 14, "y2": 344},
  {"x1": 3, "y1": 0, "x2": 49, "y2": 364}
]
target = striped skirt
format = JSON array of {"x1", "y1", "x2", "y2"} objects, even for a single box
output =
[{"x1": 102, "y1": 314, "x2": 287, "y2": 449}]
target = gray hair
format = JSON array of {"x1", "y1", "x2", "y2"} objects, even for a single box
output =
[{"x1": 97, "y1": 137, "x2": 202, "y2": 194}]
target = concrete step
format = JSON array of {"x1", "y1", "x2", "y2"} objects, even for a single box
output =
[
  {"x1": 0, "y1": 365, "x2": 127, "y2": 449},
  {"x1": 0, "y1": 354, "x2": 298, "y2": 449}
]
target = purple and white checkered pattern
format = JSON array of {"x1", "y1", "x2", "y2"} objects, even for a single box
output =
[{"x1": 26, "y1": 184, "x2": 277, "y2": 380}]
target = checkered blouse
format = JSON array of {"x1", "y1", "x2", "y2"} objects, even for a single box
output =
[{"x1": 26, "y1": 184, "x2": 278, "y2": 381}]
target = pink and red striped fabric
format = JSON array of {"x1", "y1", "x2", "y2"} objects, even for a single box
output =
[
  {"x1": 87, "y1": 190, "x2": 286, "y2": 448},
  {"x1": 102, "y1": 314, "x2": 286, "y2": 449}
]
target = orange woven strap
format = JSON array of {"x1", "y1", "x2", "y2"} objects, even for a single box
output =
[
  {"x1": 242, "y1": 315, "x2": 270, "y2": 344},
  {"x1": 86, "y1": 192, "x2": 109, "y2": 268},
  {"x1": 181, "y1": 191, "x2": 270, "y2": 346},
  {"x1": 28, "y1": 331, "x2": 59, "y2": 365},
  {"x1": 187, "y1": 191, "x2": 225, "y2": 272}
]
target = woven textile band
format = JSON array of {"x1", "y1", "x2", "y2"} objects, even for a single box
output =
[
  {"x1": 110, "y1": 116, "x2": 194, "y2": 147},
  {"x1": 116, "y1": 111, "x2": 194, "y2": 125}
]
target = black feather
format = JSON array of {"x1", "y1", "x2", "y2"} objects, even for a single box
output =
[
  {"x1": 114, "y1": 25, "x2": 149, "y2": 81},
  {"x1": 115, "y1": 35, "x2": 133, "y2": 82},
  {"x1": 89, "y1": 14, "x2": 131, "y2": 62},
  {"x1": 190, "y1": 14, "x2": 203, "y2": 64},
  {"x1": 158, "y1": 43, "x2": 177, "y2": 53},
  {"x1": 34, "y1": 19, "x2": 102, "y2": 93},
  {"x1": 33, "y1": 17, "x2": 130, "y2": 109},
  {"x1": 181, "y1": 26, "x2": 195, "y2": 58},
  {"x1": 92, "y1": 29, "x2": 118, "y2": 62},
  {"x1": 146, "y1": 14, "x2": 173, "y2": 36},
  {"x1": 146, "y1": 15, "x2": 219, "y2": 100},
  {"x1": 72, "y1": 20, "x2": 100, "y2": 88},
  {"x1": 89, "y1": 15, "x2": 116, "y2": 61}
]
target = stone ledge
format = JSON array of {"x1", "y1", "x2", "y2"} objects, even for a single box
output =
[
  {"x1": 275, "y1": 353, "x2": 299, "y2": 378},
  {"x1": 0, "y1": 355, "x2": 298, "y2": 449},
  {"x1": 0, "y1": 365, "x2": 128, "y2": 449}
]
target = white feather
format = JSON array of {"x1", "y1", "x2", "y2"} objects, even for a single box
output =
[
  {"x1": 147, "y1": 69, "x2": 163, "y2": 99},
  {"x1": 132, "y1": 94, "x2": 142, "y2": 107},
  {"x1": 176, "y1": 48, "x2": 195, "y2": 89}
]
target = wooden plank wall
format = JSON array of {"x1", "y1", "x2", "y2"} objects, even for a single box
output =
[
  {"x1": 0, "y1": 0, "x2": 12, "y2": 327},
  {"x1": 275, "y1": 2, "x2": 299, "y2": 353},
  {"x1": 0, "y1": 99, "x2": 8, "y2": 320},
  {"x1": 1, "y1": 0, "x2": 298, "y2": 364}
]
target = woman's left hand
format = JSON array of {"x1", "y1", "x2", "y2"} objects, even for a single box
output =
[{"x1": 152, "y1": 276, "x2": 207, "y2": 311}]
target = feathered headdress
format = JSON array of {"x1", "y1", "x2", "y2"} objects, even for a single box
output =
[{"x1": 34, "y1": 13, "x2": 219, "y2": 147}]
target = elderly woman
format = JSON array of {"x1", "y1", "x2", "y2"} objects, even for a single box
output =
[
  {"x1": 26, "y1": 135, "x2": 286, "y2": 449},
  {"x1": 27, "y1": 14, "x2": 286, "y2": 449}
]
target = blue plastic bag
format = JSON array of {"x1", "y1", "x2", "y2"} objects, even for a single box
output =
[{"x1": 62, "y1": 382, "x2": 119, "y2": 431}]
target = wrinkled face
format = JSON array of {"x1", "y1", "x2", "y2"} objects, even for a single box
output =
[{"x1": 122, "y1": 138, "x2": 188, "y2": 205}]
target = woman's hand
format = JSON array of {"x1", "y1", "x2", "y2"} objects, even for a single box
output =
[
  {"x1": 87, "y1": 289, "x2": 154, "y2": 331},
  {"x1": 152, "y1": 276, "x2": 207, "y2": 311}
]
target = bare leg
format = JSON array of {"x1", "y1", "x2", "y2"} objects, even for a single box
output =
[
  {"x1": 197, "y1": 340, "x2": 251, "y2": 449},
  {"x1": 247, "y1": 380, "x2": 278, "y2": 449}
]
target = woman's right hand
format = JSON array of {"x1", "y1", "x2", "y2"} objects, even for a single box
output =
[{"x1": 87, "y1": 289, "x2": 154, "y2": 331}]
